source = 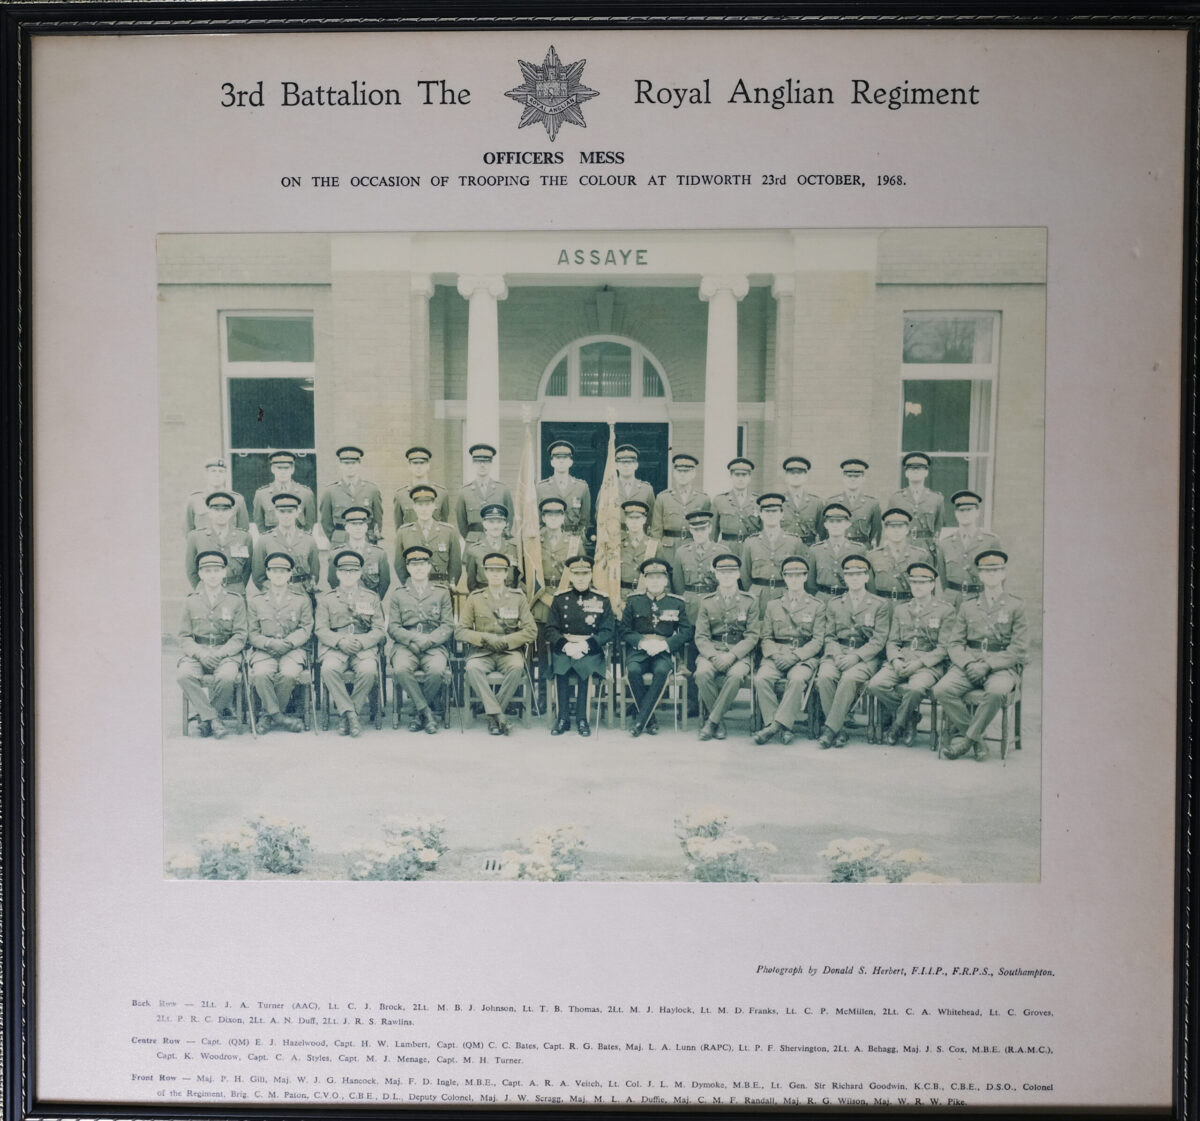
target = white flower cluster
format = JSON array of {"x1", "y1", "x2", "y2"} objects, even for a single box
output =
[
  {"x1": 499, "y1": 825, "x2": 586, "y2": 882},
  {"x1": 820, "y1": 837, "x2": 934, "y2": 884},
  {"x1": 350, "y1": 816, "x2": 447, "y2": 881},
  {"x1": 674, "y1": 807, "x2": 776, "y2": 883}
]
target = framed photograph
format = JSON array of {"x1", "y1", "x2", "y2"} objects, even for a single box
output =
[{"x1": 3, "y1": 6, "x2": 1192, "y2": 1118}]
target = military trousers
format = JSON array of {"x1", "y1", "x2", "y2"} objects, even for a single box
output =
[
  {"x1": 694, "y1": 656, "x2": 752, "y2": 724},
  {"x1": 390, "y1": 646, "x2": 449, "y2": 713},
  {"x1": 816, "y1": 655, "x2": 880, "y2": 732},
  {"x1": 867, "y1": 662, "x2": 943, "y2": 729},
  {"x1": 248, "y1": 648, "x2": 307, "y2": 714},
  {"x1": 755, "y1": 658, "x2": 815, "y2": 729},
  {"x1": 464, "y1": 650, "x2": 527, "y2": 716},
  {"x1": 178, "y1": 655, "x2": 240, "y2": 723},
  {"x1": 625, "y1": 650, "x2": 674, "y2": 719},
  {"x1": 933, "y1": 666, "x2": 1020, "y2": 741},
  {"x1": 320, "y1": 648, "x2": 380, "y2": 716}
]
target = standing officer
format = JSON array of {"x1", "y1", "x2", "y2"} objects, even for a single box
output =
[
  {"x1": 246, "y1": 551, "x2": 313, "y2": 733},
  {"x1": 934, "y1": 549, "x2": 1028, "y2": 762},
  {"x1": 868, "y1": 507, "x2": 936, "y2": 602},
  {"x1": 695, "y1": 554, "x2": 761, "y2": 741},
  {"x1": 887, "y1": 451, "x2": 945, "y2": 548},
  {"x1": 806, "y1": 502, "x2": 858, "y2": 601},
  {"x1": 532, "y1": 496, "x2": 580, "y2": 706},
  {"x1": 456, "y1": 553, "x2": 538, "y2": 736},
  {"x1": 711, "y1": 458, "x2": 761, "y2": 545},
  {"x1": 620, "y1": 557, "x2": 694, "y2": 737},
  {"x1": 867, "y1": 560, "x2": 956, "y2": 745},
  {"x1": 252, "y1": 450, "x2": 317, "y2": 535},
  {"x1": 938, "y1": 490, "x2": 1003, "y2": 604},
  {"x1": 547, "y1": 555, "x2": 616, "y2": 737},
  {"x1": 394, "y1": 484, "x2": 462, "y2": 589},
  {"x1": 456, "y1": 443, "x2": 514, "y2": 545},
  {"x1": 185, "y1": 457, "x2": 249, "y2": 535},
  {"x1": 619, "y1": 500, "x2": 659, "y2": 597},
  {"x1": 315, "y1": 550, "x2": 386, "y2": 738},
  {"x1": 536, "y1": 440, "x2": 592, "y2": 540},
  {"x1": 393, "y1": 446, "x2": 452, "y2": 528},
  {"x1": 815, "y1": 554, "x2": 891, "y2": 749},
  {"x1": 185, "y1": 491, "x2": 253, "y2": 595},
  {"x1": 779, "y1": 456, "x2": 823, "y2": 546},
  {"x1": 825, "y1": 458, "x2": 882, "y2": 548},
  {"x1": 650, "y1": 453, "x2": 711, "y2": 566},
  {"x1": 328, "y1": 505, "x2": 391, "y2": 600},
  {"x1": 464, "y1": 503, "x2": 520, "y2": 591},
  {"x1": 320, "y1": 445, "x2": 384, "y2": 547},
  {"x1": 615, "y1": 444, "x2": 655, "y2": 528},
  {"x1": 672, "y1": 509, "x2": 721, "y2": 619},
  {"x1": 177, "y1": 550, "x2": 247, "y2": 740},
  {"x1": 251, "y1": 492, "x2": 320, "y2": 597},
  {"x1": 741, "y1": 493, "x2": 808, "y2": 610},
  {"x1": 386, "y1": 545, "x2": 454, "y2": 735},
  {"x1": 753, "y1": 555, "x2": 826, "y2": 746}
]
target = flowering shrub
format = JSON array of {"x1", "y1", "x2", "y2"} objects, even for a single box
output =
[
  {"x1": 820, "y1": 837, "x2": 933, "y2": 883},
  {"x1": 674, "y1": 806, "x2": 777, "y2": 883},
  {"x1": 166, "y1": 817, "x2": 313, "y2": 879},
  {"x1": 349, "y1": 817, "x2": 447, "y2": 881},
  {"x1": 251, "y1": 815, "x2": 313, "y2": 875},
  {"x1": 500, "y1": 825, "x2": 586, "y2": 882}
]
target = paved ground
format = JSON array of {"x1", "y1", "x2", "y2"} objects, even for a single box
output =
[{"x1": 163, "y1": 650, "x2": 1040, "y2": 883}]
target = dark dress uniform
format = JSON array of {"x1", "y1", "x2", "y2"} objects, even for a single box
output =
[
  {"x1": 247, "y1": 584, "x2": 313, "y2": 721},
  {"x1": 867, "y1": 541, "x2": 937, "y2": 601},
  {"x1": 650, "y1": 487, "x2": 712, "y2": 564},
  {"x1": 620, "y1": 589, "x2": 694, "y2": 732},
  {"x1": 547, "y1": 585, "x2": 617, "y2": 725},
  {"x1": 806, "y1": 537, "x2": 859, "y2": 599},
  {"x1": 251, "y1": 529, "x2": 320, "y2": 596},
  {"x1": 394, "y1": 521, "x2": 462, "y2": 588},
  {"x1": 456, "y1": 586, "x2": 538, "y2": 719},
  {"x1": 177, "y1": 586, "x2": 247, "y2": 729},
  {"x1": 937, "y1": 527, "x2": 1003, "y2": 603},
  {"x1": 887, "y1": 486, "x2": 946, "y2": 546},
  {"x1": 741, "y1": 531, "x2": 810, "y2": 607},
  {"x1": 185, "y1": 489, "x2": 249, "y2": 535},
  {"x1": 455, "y1": 479, "x2": 515, "y2": 544},
  {"x1": 754, "y1": 591, "x2": 826, "y2": 734},
  {"x1": 185, "y1": 527, "x2": 253, "y2": 595},
  {"x1": 320, "y1": 479, "x2": 385, "y2": 546},
  {"x1": 694, "y1": 588, "x2": 761, "y2": 730},
  {"x1": 779, "y1": 490, "x2": 824, "y2": 545},
  {"x1": 823, "y1": 491, "x2": 882, "y2": 548},
  {"x1": 315, "y1": 585, "x2": 386, "y2": 721},
  {"x1": 816, "y1": 591, "x2": 892, "y2": 740},
  {"x1": 867, "y1": 595, "x2": 956, "y2": 739},
  {"x1": 393, "y1": 481, "x2": 452, "y2": 529},
  {"x1": 535, "y1": 475, "x2": 592, "y2": 538},
  {"x1": 327, "y1": 542, "x2": 391, "y2": 600},
  {"x1": 252, "y1": 480, "x2": 317, "y2": 534},
  {"x1": 386, "y1": 581, "x2": 455, "y2": 725},
  {"x1": 711, "y1": 490, "x2": 762, "y2": 544},
  {"x1": 464, "y1": 538, "x2": 521, "y2": 592}
]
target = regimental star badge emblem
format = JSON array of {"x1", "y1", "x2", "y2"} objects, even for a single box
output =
[{"x1": 505, "y1": 46, "x2": 598, "y2": 142}]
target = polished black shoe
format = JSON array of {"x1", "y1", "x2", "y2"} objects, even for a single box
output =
[
  {"x1": 778, "y1": 726, "x2": 794, "y2": 746},
  {"x1": 902, "y1": 715, "x2": 920, "y2": 747},
  {"x1": 346, "y1": 712, "x2": 363, "y2": 738},
  {"x1": 973, "y1": 739, "x2": 990, "y2": 762},
  {"x1": 753, "y1": 723, "x2": 778, "y2": 746},
  {"x1": 698, "y1": 721, "x2": 717, "y2": 742},
  {"x1": 408, "y1": 713, "x2": 424, "y2": 732},
  {"x1": 817, "y1": 725, "x2": 836, "y2": 749},
  {"x1": 714, "y1": 722, "x2": 727, "y2": 741},
  {"x1": 209, "y1": 718, "x2": 230, "y2": 740},
  {"x1": 630, "y1": 720, "x2": 645, "y2": 738},
  {"x1": 883, "y1": 721, "x2": 902, "y2": 746},
  {"x1": 497, "y1": 717, "x2": 511, "y2": 736},
  {"x1": 943, "y1": 736, "x2": 971, "y2": 760},
  {"x1": 833, "y1": 728, "x2": 849, "y2": 748},
  {"x1": 645, "y1": 716, "x2": 659, "y2": 735},
  {"x1": 486, "y1": 715, "x2": 503, "y2": 736},
  {"x1": 422, "y1": 709, "x2": 439, "y2": 735},
  {"x1": 577, "y1": 719, "x2": 591, "y2": 738},
  {"x1": 552, "y1": 717, "x2": 571, "y2": 736},
  {"x1": 194, "y1": 718, "x2": 212, "y2": 738},
  {"x1": 276, "y1": 714, "x2": 304, "y2": 733}
]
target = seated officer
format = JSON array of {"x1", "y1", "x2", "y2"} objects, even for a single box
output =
[
  {"x1": 806, "y1": 502, "x2": 858, "y2": 600},
  {"x1": 328, "y1": 505, "x2": 391, "y2": 600},
  {"x1": 695, "y1": 554, "x2": 761, "y2": 741},
  {"x1": 779, "y1": 456, "x2": 823, "y2": 545},
  {"x1": 246, "y1": 551, "x2": 313, "y2": 733},
  {"x1": 536, "y1": 440, "x2": 592, "y2": 539},
  {"x1": 320, "y1": 445, "x2": 384, "y2": 547},
  {"x1": 753, "y1": 555, "x2": 826, "y2": 746},
  {"x1": 177, "y1": 550, "x2": 247, "y2": 740},
  {"x1": 253, "y1": 450, "x2": 317, "y2": 535},
  {"x1": 386, "y1": 545, "x2": 454, "y2": 735},
  {"x1": 185, "y1": 490, "x2": 253, "y2": 596},
  {"x1": 934, "y1": 549, "x2": 1028, "y2": 762},
  {"x1": 619, "y1": 500, "x2": 658, "y2": 596},
  {"x1": 741, "y1": 492, "x2": 808, "y2": 609},
  {"x1": 547, "y1": 555, "x2": 616, "y2": 737},
  {"x1": 816, "y1": 554, "x2": 891, "y2": 749},
  {"x1": 712, "y1": 458, "x2": 761, "y2": 545},
  {"x1": 251, "y1": 491, "x2": 320, "y2": 597},
  {"x1": 394, "y1": 484, "x2": 462, "y2": 589},
  {"x1": 393, "y1": 446, "x2": 451, "y2": 528},
  {"x1": 868, "y1": 507, "x2": 935, "y2": 602},
  {"x1": 456, "y1": 443, "x2": 514, "y2": 545},
  {"x1": 620, "y1": 558, "x2": 694, "y2": 737},
  {"x1": 615, "y1": 444, "x2": 655, "y2": 527},
  {"x1": 887, "y1": 451, "x2": 945, "y2": 547},
  {"x1": 185, "y1": 456, "x2": 249, "y2": 535},
  {"x1": 464, "y1": 503, "x2": 520, "y2": 591},
  {"x1": 867, "y1": 560, "x2": 956, "y2": 746},
  {"x1": 456, "y1": 552, "x2": 538, "y2": 736},
  {"x1": 315, "y1": 550, "x2": 386, "y2": 738},
  {"x1": 650, "y1": 453, "x2": 711, "y2": 565},
  {"x1": 938, "y1": 490, "x2": 1003, "y2": 604},
  {"x1": 825, "y1": 458, "x2": 882, "y2": 548}
]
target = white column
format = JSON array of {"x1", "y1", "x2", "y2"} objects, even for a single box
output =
[
  {"x1": 769, "y1": 274, "x2": 796, "y2": 475},
  {"x1": 410, "y1": 274, "x2": 434, "y2": 446},
  {"x1": 457, "y1": 273, "x2": 508, "y2": 476},
  {"x1": 700, "y1": 274, "x2": 749, "y2": 489}
]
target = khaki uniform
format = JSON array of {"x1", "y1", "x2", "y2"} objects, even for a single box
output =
[
  {"x1": 455, "y1": 480, "x2": 514, "y2": 544},
  {"x1": 385, "y1": 582, "x2": 455, "y2": 715},
  {"x1": 711, "y1": 490, "x2": 761, "y2": 544},
  {"x1": 533, "y1": 530, "x2": 581, "y2": 623},
  {"x1": 463, "y1": 538, "x2": 521, "y2": 592},
  {"x1": 252, "y1": 481, "x2": 317, "y2": 534},
  {"x1": 535, "y1": 475, "x2": 592, "y2": 538},
  {"x1": 937, "y1": 527, "x2": 1003, "y2": 602},
  {"x1": 177, "y1": 587, "x2": 247, "y2": 724},
  {"x1": 185, "y1": 527, "x2": 253, "y2": 595},
  {"x1": 755, "y1": 592, "x2": 826, "y2": 729},
  {"x1": 779, "y1": 490, "x2": 823, "y2": 545},
  {"x1": 649, "y1": 488, "x2": 712, "y2": 564},
  {"x1": 887, "y1": 486, "x2": 946, "y2": 545},
  {"x1": 394, "y1": 521, "x2": 462, "y2": 588},
  {"x1": 619, "y1": 534, "x2": 659, "y2": 594},
  {"x1": 315, "y1": 586, "x2": 385, "y2": 717},
  {"x1": 806, "y1": 538, "x2": 859, "y2": 599},
  {"x1": 247, "y1": 585, "x2": 313, "y2": 716},
  {"x1": 327, "y1": 542, "x2": 391, "y2": 601},
  {"x1": 694, "y1": 589, "x2": 761, "y2": 725},
  {"x1": 741, "y1": 532, "x2": 809, "y2": 608},
  {"x1": 816, "y1": 592, "x2": 891, "y2": 733},
  {"x1": 867, "y1": 541, "x2": 936, "y2": 601},
  {"x1": 251, "y1": 529, "x2": 321, "y2": 596},
  {"x1": 823, "y1": 491, "x2": 882, "y2": 548},
  {"x1": 671, "y1": 538, "x2": 722, "y2": 622},
  {"x1": 615, "y1": 478, "x2": 656, "y2": 528},
  {"x1": 867, "y1": 597, "x2": 956, "y2": 730},
  {"x1": 320, "y1": 479, "x2": 385, "y2": 546},
  {"x1": 456, "y1": 587, "x2": 538, "y2": 716},
  {"x1": 185, "y1": 489, "x2": 249, "y2": 535},
  {"x1": 393, "y1": 482, "x2": 452, "y2": 530}
]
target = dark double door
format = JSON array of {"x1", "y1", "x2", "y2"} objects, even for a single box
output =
[{"x1": 539, "y1": 422, "x2": 669, "y2": 512}]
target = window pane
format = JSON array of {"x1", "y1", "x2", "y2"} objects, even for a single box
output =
[
  {"x1": 902, "y1": 379, "x2": 972, "y2": 453},
  {"x1": 579, "y1": 341, "x2": 632, "y2": 397},
  {"x1": 226, "y1": 316, "x2": 314, "y2": 362},
  {"x1": 546, "y1": 358, "x2": 567, "y2": 396},
  {"x1": 643, "y1": 357, "x2": 664, "y2": 398},
  {"x1": 902, "y1": 315, "x2": 993, "y2": 364},
  {"x1": 230, "y1": 451, "x2": 318, "y2": 504},
  {"x1": 926, "y1": 456, "x2": 970, "y2": 507},
  {"x1": 228, "y1": 377, "x2": 316, "y2": 448}
]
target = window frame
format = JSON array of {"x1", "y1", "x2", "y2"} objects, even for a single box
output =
[{"x1": 537, "y1": 334, "x2": 672, "y2": 421}]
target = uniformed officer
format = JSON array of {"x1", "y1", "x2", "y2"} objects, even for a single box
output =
[
  {"x1": 246, "y1": 551, "x2": 313, "y2": 733},
  {"x1": 547, "y1": 555, "x2": 616, "y2": 737},
  {"x1": 753, "y1": 555, "x2": 826, "y2": 746},
  {"x1": 185, "y1": 491, "x2": 254, "y2": 595},
  {"x1": 185, "y1": 457, "x2": 249, "y2": 535},
  {"x1": 650, "y1": 453, "x2": 711, "y2": 565},
  {"x1": 385, "y1": 545, "x2": 455, "y2": 735},
  {"x1": 815, "y1": 554, "x2": 891, "y2": 749},
  {"x1": 937, "y1": 490, "x2": 1003, "y2": 604},
  {"x1": 672, "y1": 509, "x2": 721, "y2": 620},
  {"x1": 614, "y1": 444, "x2": 655, "y2": 528},
  {"x1": 825, "y1": 458, "x2": 882, "y2": 547},
  {"x1": 741, "y1": 493, "x2": 809, "y2": 609},
  {"x1": 320, "y1": 445, "x2": 384, "y2": 547},
  {"x1": 177, "y1": 550, "x2": 247, "y2": 740},
  {"x1": 887, "y1": 451, "x2": 946, "y2": 547},
  {"x1": 619, "y1": 500, "x2": 659, "y2": 595},
  {"x1": 328, "y1": 505, "x2": 391, "y2": 600},
  {"x1": 456, "y1": 553, "x2": 538, "y2": 736},
  {"x1": 536, "y1": 440, "x2": 592, "y2": 539},
  {"x1": 252, "y1": 450, "x2": 317, "y2": 535},
  {"x1": 315, "y1": 550, "x2": 386, "y2": 738},
  {"x1": 251, "y1": 492, "x2": 320, "y2": 596},
  {"x1": 806, "y1": 502, "x2": 859, "y2": 600},
  {"x1": 455, "y1": 443, "x2": 514, "y2": 545},
  {"x1": 393, "y1": 446, "x2": 452, "y2": 529},
  {"x1": 619, "y1": 557, "x2": 694, "y2": 737},
  {"x1": 535, "y1": 497, "x2": 581, "y2": 614},
  {"x1": 464, "y1": 504, "x2": 520, "y2": 591},
  {"x1": 934, "y1": 549, "x2": 1028, "y2": 762},
  {"x1": 394, "y1": 484, "x2": 462, "y2": 589},
  {"x1": 695, "y1": 554, "x2": 761, "y2": 741},
  {"x1": 779, "y1": 456, "x2": 823, "y2": 545},
  {"x1": 866, "y1": 560, "x2": 956, "y2": 746},
  {"x1": 712, "y1": 457, "x2": 761, "y2": 544},
  {"x1": 868, "y1": 507, "x2": 936, "y2": 602}
]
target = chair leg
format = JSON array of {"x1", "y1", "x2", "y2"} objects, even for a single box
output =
[{"x1": 1000, "y1": 702, "x2": 1009, "y2": 761}]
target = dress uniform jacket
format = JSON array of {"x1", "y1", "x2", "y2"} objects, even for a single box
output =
[
  {"x1": 456, "y1": 586, "x2": 538, "y2": 650},
  {"x1": 385, "y1": 582, "x2": 455, "y2": 651},
  {"x1": 760, "y1": 592, "x2": 826, "y2": 670},
  {"x1": 822, "y1": 593, "x2": 891, "y2": 664},
  {"x1": 946, "y1": 591, "x2": 1028, "y2": 673},
  {"x1": 185, "y1": 528, "x2": 253, "y2": 594},
  {"x1": 185, "y1": 490, "x2": 249, "y2": 535},
  {"x1": 779, "y1": 490, "x2": 824, "y2": 545},
  {"x1": 867, "y1": 542, "x2": 937, "y2": 600},
  {"x1": 393, "y1": 482, "x2": 452, "y2": 529},
  {"x1": 464, "y1": 538, "x2": 521, "y2": 592},
  {"x1": 327, "y1": 542, "x2": 391, "y2": 600},
  {"x1": 251, "y1": 529, "x2": 321, "y2": 595},
  {"x1": 546, "y1": 586, "x2": 617, "y2": 678},
  {"x1": 533, "y1": 530, "x2": 582, "y2": 622},
  {"x1": 885, "y1": 597, "x2": 956, "y2": 667},
  {"x1": 823, "y1": 491, "x2": 882, "y2": 548},
  {"x1": 315, "y1": 586, "x2": 386, "y2": 659},
  {"x1": 535, "y1": 476, "x2": 592, "y2": 537},
  {"x1": 937, "y1": 527, "x2": 1003, "y2": 597},
  {"x1": 671, "y1": 538, "x2": 722, "y2": 618},
  {"x1": 650, "y1": 488, "x2": 712, "y2": 550},
  {"x1": 619, "y1": 535, "x2": 659, "y2": 592},
  {"x1": 247, "y1": 586, "x2": 313, "y2": 664},
  {"x1": 741, "y1": 532, "x2": 809, "y2": 602},
  {"x1": 887, "y1": 487, "x2": 946, "y2": 544},
  {"x1": 179, "y1": 587, "x2": 248, "y2": 658},
  {"x1": 320, "y1": 480, "x2": 385, "y2": 545},
  {"x1": 455, "y1": 480, "x2": 515, "y2": 543},
  {"x1": 394, "y1": 521, "x2": 462, "y2": 588},
  {"x1": 252, "y1": 481, "x2": 317, "y2": 534},
  {"x1": 694, "y1": 590, "x2": 762, "y2": 661},
  {"x1": 711, "y1": 491, "x2": 762, "y2": 543},
  {"x1": 619, "y1": 592, "x2": 694, "y2": 655},
  {"x1": 805, "y1": 538, "x2": 859, "y2": 597}
]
